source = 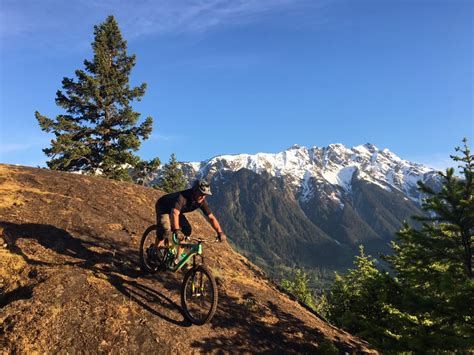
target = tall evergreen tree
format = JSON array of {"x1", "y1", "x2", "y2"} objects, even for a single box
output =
[
  {"x1": 35, "y1": 15, "x2": 154, "y2": 181},
  {"x1": 326, "y1": 246, "x2": 402, "y2": 349},
  {"x1": 154, "y1": 153, "x2": 187, "y2": 193},
  {"x1": 387, "y1": 138, "x2": 473, "y2": 350}
]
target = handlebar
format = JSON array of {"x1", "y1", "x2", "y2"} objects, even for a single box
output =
[
  {"x1": 185, "y1": 236, "x2": 221, "y2": 244},
  {"x1": 171, "y1": 232, "x2": 220, "y2": 245}
]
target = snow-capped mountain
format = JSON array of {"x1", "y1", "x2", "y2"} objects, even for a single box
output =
[
  {"x1": 153, "y1": 143, "x2": 442, "y2": 273},
  {"x1": 181, "y1": 143, "x2": 439, "y2": 207}
]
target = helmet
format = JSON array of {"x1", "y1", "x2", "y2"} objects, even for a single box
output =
[{"x1": 193, "y1": 179, "x2": 212, "y2": 196}]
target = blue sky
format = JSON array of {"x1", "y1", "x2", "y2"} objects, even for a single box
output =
[{"x1": 0, "y1": 0, "x2": 472, "y2": 170}]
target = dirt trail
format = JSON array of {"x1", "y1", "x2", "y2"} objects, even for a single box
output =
[{"x1": 0, "y1": 164, "x2": 377, "y2": 353}]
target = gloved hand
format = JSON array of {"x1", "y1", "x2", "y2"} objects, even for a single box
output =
[
  {"x1": 216, "y1": 232, "x2": 227, "y2": 243},
  {"x1": 173, "y1": 229, "x2": 185, "y2": 241}
]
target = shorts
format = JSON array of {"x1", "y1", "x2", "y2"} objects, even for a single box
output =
[{"x1": 155, "y1": 203, "x2": 192, "y2": 242}]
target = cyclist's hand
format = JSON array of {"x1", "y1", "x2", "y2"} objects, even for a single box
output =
[
  {"x1": 174, "y1": 229, "x2": 185, "y2": 241},
  {"x1": 216, "y1": 232, "x2": 227, "y2": 243}
]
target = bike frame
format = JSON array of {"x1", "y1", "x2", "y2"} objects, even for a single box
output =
[{"x1": 165, "y1": 232, "x2": 204, "y2": 272}]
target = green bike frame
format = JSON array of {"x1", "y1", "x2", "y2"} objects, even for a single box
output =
[{"x1": 165, "y1": 232, "x2": 204, "y2": 272}]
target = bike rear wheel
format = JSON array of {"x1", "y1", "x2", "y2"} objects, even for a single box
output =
[
  {"x1": 139, "y1": 225, "x2": 167, "y2": 274},
  {"x1": 181, "y1": 265, "x2": 218, "y2": 325}
]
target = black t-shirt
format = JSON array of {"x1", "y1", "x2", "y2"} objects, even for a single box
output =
[{"x1": 157, "y1": 189, "x2": 212, "y2": 216}]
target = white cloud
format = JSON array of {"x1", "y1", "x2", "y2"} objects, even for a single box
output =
[
  {"x1": 408, "y1": 153, "x2": 455, "y2": 172},
  {"x1": 93, "y1": 0, "x2": 311, "y2": 37},
  {"x1": 0, "y1": 142, "x2": 32, "y2": 154},
  {"x1": 149, "y1": 133, "x2": 171, "y2": 141},
  {"x1": 0, "y1": 0, "x2": 317, "y2": 42},
  {"x1": 0, "y1": 136, "x2": 51, "y2": 156}
]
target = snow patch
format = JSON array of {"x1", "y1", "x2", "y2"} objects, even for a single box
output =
[
  {"x1": 300, "y1": 170, "x2": 314, "y2": 202},
  {"x1": 337, "y1": 166, "x2": 356, "y2": 190},
  {"x1": 188, "y1": 162, "x2": 202, "y2": 172},
  {"x1": 182, "y1": 142, "x2": 437, "y2": 206}
]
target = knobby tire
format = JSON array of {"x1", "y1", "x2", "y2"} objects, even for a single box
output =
[
  {"x1": 181, "y1": 265, "x2": 218, "y2": 325},
  {"x1": 139, "y1": 224, "x2": 163, "y2": 274}
]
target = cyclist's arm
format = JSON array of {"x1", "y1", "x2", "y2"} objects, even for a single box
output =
[
  {"x1": 171, "y1": 194, "x2": 186, "y2": 231},
  {"x1": 207, "y1": 213, "x2": 223, "y2": 234},
  {"x1": 171, "y1": 208, "x2": 181, "y2": 230}
]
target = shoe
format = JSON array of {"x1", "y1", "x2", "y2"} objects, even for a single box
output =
[{"x1": 147, "y1": 245, "x2": 158, "y2": 265}]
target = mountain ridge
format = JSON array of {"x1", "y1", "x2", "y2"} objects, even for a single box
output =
[
  {"x1": 163, "y1": 143, "x2": 439, "y2": 274},
  {"x1": 180, "y1": 142, "x2": 438, "y2": 206}
]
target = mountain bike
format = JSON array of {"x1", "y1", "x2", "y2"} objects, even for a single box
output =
[{"x1": 139, "y1": 225, "x2": 218, "y2": 325}]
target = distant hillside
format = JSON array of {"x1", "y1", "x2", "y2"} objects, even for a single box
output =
[
  {"x1": 210, "y1": 169, "x2": 354, "y2": 271},
  {"x1": 0, "y1": 164, "x2": 376, "y2": 353},
  {"x1": 167, "y1": 143, "x2": 439, "y2": 273}
]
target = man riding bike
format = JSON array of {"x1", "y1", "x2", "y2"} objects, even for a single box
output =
[{"x1": 152, "y1": 179, "x2": 227, "y2": 264}]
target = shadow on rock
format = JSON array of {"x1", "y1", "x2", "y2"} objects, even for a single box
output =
[
  {"x1": 107, "y1": 274, "x2": 191, "y2": 327},
  {"x1": 191, "y1": 291, "x2": 338, "y2": 353},
  {"x1": 0, "y1": 221, "x2": 187, "y2": 327},
  {"x1": 0, "y1": 284, "x2": 35, "y2": 309},
  {"x1": 1, "y1": 222, "x2": 102, "y2": 267}
]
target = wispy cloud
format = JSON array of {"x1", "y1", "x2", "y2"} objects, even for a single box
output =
[
  {"x1": 172, "y1": 52, "x2": 264, "y2": 70},
  {"x1": 0, "y1": 142, "x2": 32, "y2": 154},
  {"x1": 409, "y1": 153, "x2": 455, "y2": 172},
  {"x1": 150, "y1": 133, "x2": 170, "y2": 141},
  {"x1": 116, "y1": 0, "x2": 305, "y2": 37},
  {"x1": 0, "y1": 136, "x2": 51, "y2": 155},
  {"x1": 148, "y1": 132, "x2": 181, "y2": 142},
  {"x1": 1, "y1": 0, "x2": 317, "y2": 45}
]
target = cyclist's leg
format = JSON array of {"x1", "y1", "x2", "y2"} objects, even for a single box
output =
[
  {"x1": 155, "y1": 204, "x2": 171, "y2": 248},
  {"x1": 180, "y1": 214, "x2": 192, "y2": 237},
  {"x1": 175, "y1": 214, "x2": 192, "y2": 262}
]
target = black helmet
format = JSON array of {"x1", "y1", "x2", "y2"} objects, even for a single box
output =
[{"x1": 193, "y1": 179, "x2": 212, "y2": 196}]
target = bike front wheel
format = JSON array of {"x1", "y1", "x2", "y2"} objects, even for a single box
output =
[{"x1": 181, "y1": 265, "x2": 218, "y2": 325}]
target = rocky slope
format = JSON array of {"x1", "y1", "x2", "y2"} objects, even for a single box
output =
[{"x1": 0, "y1": 164, "x2": 376, "y2": 353}]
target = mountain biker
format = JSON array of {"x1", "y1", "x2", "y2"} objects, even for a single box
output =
[{"x1": 153, "y1": 179, "x2": 227, "y2": 262}]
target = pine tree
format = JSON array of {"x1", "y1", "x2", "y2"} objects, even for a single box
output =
[
  {"x1": 35, "y1": 16, "x2": 154, "y2": 181},
  {"x1": 154, "y1": 153, "x2": 187, "y2": 193},
  {"x1": 326, "y1": 246, "x2": 402, "y2": 349},
  {"x1": 281, "y1": 268, "x2": 316, "y2": 309},
  {"x1": 131, "y1": 157, "x2": 161, "y2": 186},
  {"x1": 387, "y1": 138, "x2": 474, "y2": 350}
]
